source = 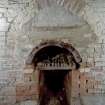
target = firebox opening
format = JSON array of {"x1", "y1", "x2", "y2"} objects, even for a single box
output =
[
  {"x1": 33, "y1": 45, "x2": 72, "y2": 64},
  {"x1": 26, "y1": 41, "x2": 82, "y2": 105},
  {"x1": 39, "y1": 70, "x2": 70, "y2": 105},
  {"x1": 43, "y1": 70, "x2": 69, "y2": 94}
]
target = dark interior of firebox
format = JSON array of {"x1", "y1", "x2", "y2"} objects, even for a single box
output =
[
  {"x1": 34, "y1": 46, "x2": 71, "y2": 63},
  {"x1": 35, "y1": 46, "x2": 71, "y2": 93},
  {"x1": 43, "y1": 70, "x2": 69, "y2": 94},
  {"x1": 36, "y1": 46, "x2": 71, "y2": 105}
]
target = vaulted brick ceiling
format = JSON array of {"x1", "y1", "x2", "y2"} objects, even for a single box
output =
[
  {"x1": 22, "y1": 0, "x2": 96, "y2": 48},
  {"x1": 32, "y1": 0, "x2": 86, "y2": 27},
  {"x1": 37, "y1": 0, "x2": 85, "y2": 13}
]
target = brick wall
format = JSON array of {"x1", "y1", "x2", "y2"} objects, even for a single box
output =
[
  {"x1": 71, "y1": 70, "x2": 103, "y2": 97},
  {"x1": 0, "y1": 0, "x2": 105, "y2": 104}
]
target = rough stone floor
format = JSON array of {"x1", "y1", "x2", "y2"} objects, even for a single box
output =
[
  {"x1": 14, "y1": 95, "x2": 105, "y2": 105},
  {"x1": 15, "y1": 101, "x2": 37, "y2": 105},
  {"x1": 81, "y1": 95, "x2": 105, "y2": 105}
]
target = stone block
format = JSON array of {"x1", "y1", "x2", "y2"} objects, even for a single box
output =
[
  {"x1": 0, "y1": 50, "x2": 5, "y2": 56},
  {"x1": 6, "y1": 8, "x2": 17, "y2": 18},
  {"x1": 95, "y1": 61, "x2": 105, "y2": 66},
  {"x1": 0, "y1": 32, "x2": 5, "y2": 36},
  {"x1": 0, "y1": 87, "x2": 15, "y2": 96},
  {"x1": 7, "y1": 17, "x2": 13, "y2": 22},
  {"x1": 0, "y1": 18, "x2": 7, "y2": 24},
  {"x1": 0, "y1": 26, "x2": 9, "y2": 32},
  {"x1": 0, "y1": 87, "x2": 16, "y2": 104},
  {"x1": 0, "y1": 13, "x2": 3, "y2": 17},
  {"x1": 19, "y1": 101, "x2": 37, "y2": 105},
  {"x1": 0, "y1": 36, "x2": 5, "y2": 41},
  {"x1": 0, "y1": 95, "x2": 16, "y2": 105},
  {"x1": 0, "y1": 8, "x2": 7, "y2": 13}
]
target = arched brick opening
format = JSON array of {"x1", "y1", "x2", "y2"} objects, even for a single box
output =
[
  {"x1": 26, "y1": 40, "x2": 82, "y2": 65},
  {"x1": 26, "y1": 40, "x2": 82, "y2": 105}
]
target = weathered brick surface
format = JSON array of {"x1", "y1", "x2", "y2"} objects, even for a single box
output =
[
  {"x1": 0, "y1": 0, "x2": 105, "y2": 104},
  {"x1": 16, "y1": 82, "x2": 39, "y2": 102}
]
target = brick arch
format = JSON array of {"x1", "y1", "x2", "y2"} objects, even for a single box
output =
[
  {"x1": 26, "y1": 40, "x2": 82, "y2": 67},
  {"x1": 24, "y1": 40, "x2": 82, "y2": 105}
]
